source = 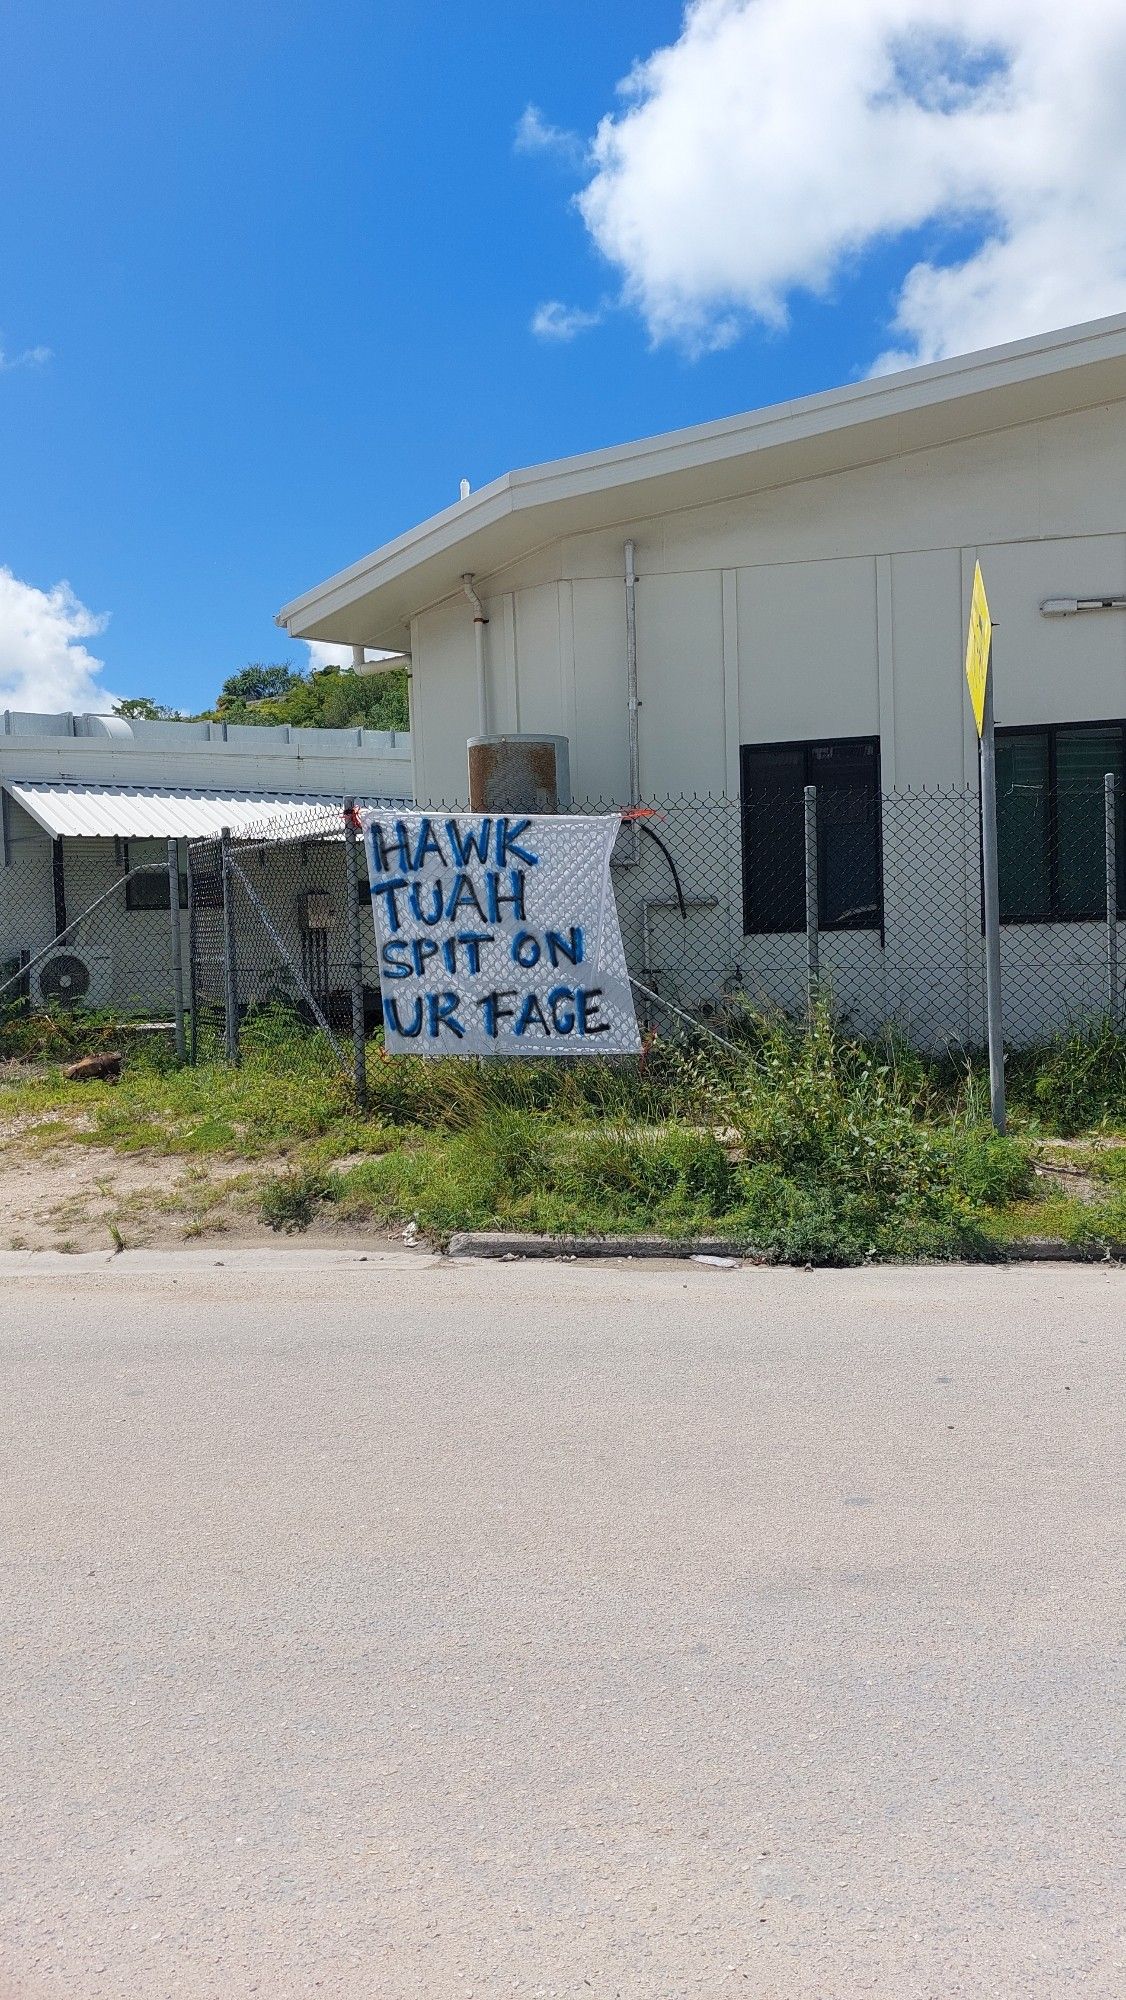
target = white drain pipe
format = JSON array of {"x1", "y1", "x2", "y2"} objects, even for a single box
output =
[
  {"x1": 625, "y1": 539, "x2": 640, "y2": 809},
  {"x1": 462, "y1": 575, "x2": 490, "y2": 734}
]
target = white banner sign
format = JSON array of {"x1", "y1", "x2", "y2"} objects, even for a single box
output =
[{"x1": 360, "y1": 810, "x2": 641, "y2": 1057}]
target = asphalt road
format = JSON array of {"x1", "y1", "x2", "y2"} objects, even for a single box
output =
[{"x1": 0, "y1": 1249, "x2": 1123, "y2": 1999}]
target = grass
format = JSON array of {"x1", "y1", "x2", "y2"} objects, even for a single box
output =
[{"x1": 3, "y1": 1002, "x2": 1126, "y2": 1262}]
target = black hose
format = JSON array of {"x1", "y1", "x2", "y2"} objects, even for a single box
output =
[{"x1": 636, "y1": 819, "x2": 687, "y2": 920}]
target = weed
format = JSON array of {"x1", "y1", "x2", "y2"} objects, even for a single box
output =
[
  {"x1": 5, "y1": 999, "x2": 1125, "y2": 1261},
  {"x1": 1005, "y1": 1016, "x2": 1126, "y2": 1135},
  {"x1": 260, "y1": 1169, "x2": 335, "y2": 1233}
]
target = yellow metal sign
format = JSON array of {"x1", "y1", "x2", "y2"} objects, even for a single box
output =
[{"x1": 965, "y1": 560, "x2": 992, "y2": 737}]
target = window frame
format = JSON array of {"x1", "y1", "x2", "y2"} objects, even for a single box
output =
[
  {"x1": 122, "y1": 837, "x2": 188, "y2": 913},
  {"x1": 994, "y1": 718, "x2": 1125, "y2": 925},
  {"x1": 740, "y1": 734, "x2": 884, "y2": 938}
]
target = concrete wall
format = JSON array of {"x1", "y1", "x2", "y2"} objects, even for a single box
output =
[
  {"x1": 404, "y1": 397, "x2": 1126, "y2": 1043},
  {"x1": 0, "y1": 710, "x2": 412, "y2": 800}
]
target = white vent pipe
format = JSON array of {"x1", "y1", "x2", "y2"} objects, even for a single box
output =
[
  {"x1": 462, "y1": 575, "x2": 490, "y2": 734},
  {"x1": 624, "y1": 540, "x2": 640, "y2": 809}
]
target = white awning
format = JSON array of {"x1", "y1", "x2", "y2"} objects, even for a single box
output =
[{"x1": 4, "y1": 781, "x2": 405, "y2": 841}]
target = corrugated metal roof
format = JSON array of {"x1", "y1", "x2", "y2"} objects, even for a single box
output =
[{"x1": 4, "y1": 781, "x2": 404, "y2": 841}]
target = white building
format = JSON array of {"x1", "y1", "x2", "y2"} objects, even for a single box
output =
[
  {"x1": 0, "y1": 710, "x2": 410, "y2": 1015},
  {"x1": 278, "y1": 316, "x2": 1126, "y2": 1044}
]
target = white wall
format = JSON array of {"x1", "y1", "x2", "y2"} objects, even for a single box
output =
[
  {"x1": 409, "y1": 397, "x2": 1126, "y2": 808},
  {"x1": 400, "y1": 398, "x2": 1126, "y2": 1043}
]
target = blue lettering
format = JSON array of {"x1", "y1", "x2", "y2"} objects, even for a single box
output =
[
  {"x1": 546, "y1": 926, "x2": 584, "y2": 968},
  {"x1": 446, "y1": 870, "x2": 489, "y2": 922},
  {"x1": 478, "y1": 990, "x2": 518, "y2": 1039},
  {"x1": 386, "y1": 996, "x2": 424, "y2": 1039},
  {"x1": 445, "y1": 817, "x2": 492, "y2": 867},
  {"x1": 576, "y1": 988, "x2": 610, "y2": 1037},
  {"x1": 485, "y1": 870, "x2": 527, "y2": 923},
  {"x1": 412, "y1": 817, "x2": 448, "y2": 870},
  {"x1": 409, "y1": 880, "x2": 445, "y2": 926},
  {"x1": 515, "y1": 992, "x2": 550, "y2": 1036},
  {"x1": 371, "y1": 877, "x2": 408, "y2": 931},
  {"x1": 497, "y1": 818, "x2": 539, "y2": 869},
  {"x1": 511, "y1": 930, "x2": 541, "y2": 969},
  {"x1": 381, "y1": 940, "x2": 412, "y2": 981},
  {"x1": 369, "y1": 819, "x2": 413, "y2": 874},
  {"x1": 410, "y1": 937, "x2": 440, "y2": 977},
  {"x1": 547, "y1": 985, "x2": 576, "y2": 1034},
  {"x1": 427, "y1": 991, "x2": 466, "y2": 1039},
  {"x1": 457, "y1": 931, "x2": 493, "y2": 974}
]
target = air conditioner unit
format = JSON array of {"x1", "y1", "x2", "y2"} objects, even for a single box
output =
[{"x1": 32, "y1": 945, "x2": 113, "y2": 1011}]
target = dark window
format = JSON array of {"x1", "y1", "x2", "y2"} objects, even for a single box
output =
[
  {"x1": 124, "y1": 838, "x2": 187, "y2": 912},
  {"x1": 741, "y1": 737, "x2": 882, "y2": 934},
  {"x1": 996, "y1": 722, "x2": 1125, "y2": 922}
]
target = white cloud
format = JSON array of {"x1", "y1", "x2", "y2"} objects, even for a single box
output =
[
  {"x1": 514, "y1": 104, "x2": 586, "y2": 168},
  {"x1": 303, "y1": 640, "x2": 398, "y2": 671},
  {"x1": 571, "y1": 0, "x2": 1126, "y2": 366},
  {"x1": 531, "y1": 299, "x2": 603, "y2": 341},
  {"x1": 0, "y1": 568, "x2": 116, "y2": 713},
  {"x1": 304, "y1": 640, "x2": 354, "y2": 670},
  {"x1": 0, "y1": 342, "x2": 51, "y2": 372}
]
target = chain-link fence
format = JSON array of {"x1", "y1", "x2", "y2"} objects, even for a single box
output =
[
  {"x1": 2, "y1": 777, "x2": 1122, "y2": 1089},
  {"x1": 0, "y1": 834, "x2": 188, "y2": 1052}
]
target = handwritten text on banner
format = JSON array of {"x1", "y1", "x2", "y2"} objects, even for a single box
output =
[{"x1": 359, "y1": 810, "x2": 641, "y2": 1057}]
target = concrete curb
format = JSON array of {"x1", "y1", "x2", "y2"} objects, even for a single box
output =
[
  {"x1": 1004, "y1": 1236, "x2": 1126, "y2": 1262},
  {"x1": 446, "y1": 1232, "x2": 747, "y2": 1262},
  {"x1": 446, "y1": 1230, "x2": 1126, "y2": 1265}
]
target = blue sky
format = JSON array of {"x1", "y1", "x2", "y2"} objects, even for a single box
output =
[{"x1": 2, "y1": 0, "x2": 1120, "y2": 713}]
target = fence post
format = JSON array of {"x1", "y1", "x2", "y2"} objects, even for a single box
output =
[
  {"x1": 186, "y1": 842, "x2": 198, "y2": 1065},
  {"x1": 803, "y1": 783, "x2": 819, "y2": 1015},
  {"x1": 167, "y1": 836, "x2": 186, "y2": 1065},
  {"x1": 979, "y1": 667, "x2": 1006, "y2": 1134},
  {"x1": 1106, "y1": 771, "x2": 1119, "y2": 1022},
  {"x1": 220, "y1": 826, "x2": 240, "y2": 1067},
  {"x1": 343, "y1": 798, "x2": 368, "y2": 1111}
]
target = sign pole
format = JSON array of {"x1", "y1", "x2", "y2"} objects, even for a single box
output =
[{"x1": 979, "y1": 653, "x2": 1006, "y2": 1133}]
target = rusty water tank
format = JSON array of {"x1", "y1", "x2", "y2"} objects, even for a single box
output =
[{"x1": 467, "y1": 735, "x2": 571, "y2": 813}]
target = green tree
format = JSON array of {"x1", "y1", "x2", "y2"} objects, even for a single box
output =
[
  {"x1": 202, "y1": 660, "x2": 409, "y2": 734},
  {"x1": 112, "y1": 696, "x2": 180, "y2": 721},
  {"x1": 215, "y1": 662, "x2": 303, "y2": 709}
]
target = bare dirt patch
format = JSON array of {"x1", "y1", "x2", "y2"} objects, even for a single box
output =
[
  {"x1": 0, "y1": 1133, "x2": 406, "y2": 1254},
  {"x1": 0, "y1": 1142, "x2": 269, "y2": 1253}
]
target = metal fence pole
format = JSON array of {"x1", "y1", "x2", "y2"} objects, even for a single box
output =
[
  {"x1": 803, "y1": 783, "x2": 819, "y2": 1015},
  {"x1": 1106, "y1": 771, "x2": 1119, "y2": 1022},
  {"x1": 343, "y1": 798, "x2": 368, "y2": 1110},
  {"x1": 220, "y1": 826, "x2": 240, "y2": 1067},
  {"x1": 186, "y1": 842, "x2": 198, "y2": 1065},
  {"x1": 167, "y1": 836, "x2": 186, "y2": 1065},
  {"x1": 979, "y1": 669, "x2": 1006, "y2": 1133}
]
